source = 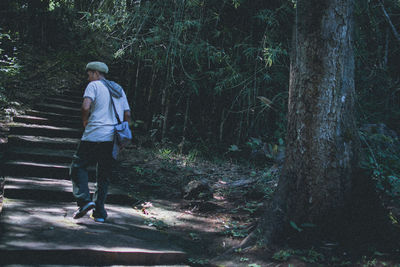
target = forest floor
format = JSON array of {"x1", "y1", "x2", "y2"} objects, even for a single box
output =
[
  {"x1": 113, "y1": 141, "x2": 275, "y2": 267},
  {"x1": 110, "y1": 141, "x2": 400, "y2": 267}
]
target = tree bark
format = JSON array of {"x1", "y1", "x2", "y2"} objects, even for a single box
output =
[{"x1": 262, "y1": 0, "x2": 358, "y2": 243}]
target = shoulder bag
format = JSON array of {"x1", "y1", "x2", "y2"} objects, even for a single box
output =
[{"x1": 101, "y1": 80, "x2": 132, "y2": 159}]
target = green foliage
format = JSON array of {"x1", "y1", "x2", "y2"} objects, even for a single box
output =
[
  {"x1": 360, "y1": 129, "x2": 400, "y2": 205},
  {"x1": 289, "y1": 221, "x2": 303, "y2": 232},
  {"x1": 228, "y1": 144, "x2": 240, "y2": 152},
  {"x1": 0, "y1": 86, "x2": 7, "y2": 107},
  {"x1": 300, "y1": 248, "x2": 325, "y2": 263},
  {"x1": 158, "y1": 148, "x2": 173, "y2": 159},
  {"x1": 188, "y1": 257, "x2": 209, "y2": 266},
  {"x1": 73, "y1": 0, "x2": 292, "y2": 145},
  {"x1": 272, "y1": 249, "x2": 295, "y2": 261},
  {"x1": 143, "y1": 218, "x2": 169, "y2": 230},
  {"x1": 0, "y1": 29, "x2": 19, "y2": 74},
  {"x1": 246, "y1": 137, "x2": 262, "y2": 150},
  {"x1": 189, "y1": 232, "x2": 201, "y2": 241},
  {"x1": 187, "y1": 148, "x2": 200, "y2": 162},
  {"x1": 133, "y1": 166, "x2": 145, "y2": 176},
  {"x1": 1, "y1": 0, "x2": 399, "y2": 173},
  {"x1": 0, "y1": 28, "x2": 18, "y2": 106},
  {"x1": 273, "y1": 248, "x2": 324, "y2": 264},
  {"x1": 354, "y1": 0, "x2": 400, "y2": 130},
  {"x1": 221, "y1": 220, "x2": 249, "y2": 238},
  {"x1": 241, "y1": 201, "x2": 263, "y2": 214}
]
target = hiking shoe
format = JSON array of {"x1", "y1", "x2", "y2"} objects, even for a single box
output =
[
  {"x1": 90, "y1": 213, "x2": 105, "y2": 223},
  {"x1": 73, "y1": 201, "x2": 95, "y2": 219}
]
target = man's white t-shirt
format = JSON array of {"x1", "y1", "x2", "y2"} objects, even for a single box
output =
[{"x1": 81, "y1": 80, "x2": 130, "y2": 142}]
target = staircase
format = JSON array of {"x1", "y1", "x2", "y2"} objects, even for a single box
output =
[{"x1": 0, "y1": 89, "x2": 186, "y2": 265}]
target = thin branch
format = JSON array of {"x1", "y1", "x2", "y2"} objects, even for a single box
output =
[{"x1": 379, "y1": 0, "x2": 400, "y2": 43}]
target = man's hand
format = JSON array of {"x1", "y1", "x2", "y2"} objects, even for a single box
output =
[
  {"x1": 82, "y1": 98, "x2": 92, "y2": 128},
  {"x1": 123, "y1": 110, "x2": 135, "y2": 144},
  {"x1": 83, "y1": 119, "x2": 89, "y2": 128}
]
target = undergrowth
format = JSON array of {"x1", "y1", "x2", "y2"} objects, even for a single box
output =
[{"x1": 360, "y1": 125, "x2": 400, "y2": 216}]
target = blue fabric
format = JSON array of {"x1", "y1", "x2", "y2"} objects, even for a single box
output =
[
  {"x1": 112, "y1": 121, "x2": 132, "y2": 159},
  {"x1": 70, "y1": 141, "x2": 114, "y2": 219},
  {"x1": 115, "y1": 121, "x2": 132, "y2": 145},
  {"x1": 100, "y1": 79, "x2": 123, "y2": 98}
]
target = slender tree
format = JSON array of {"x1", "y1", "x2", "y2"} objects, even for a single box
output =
[{"x1": 262, "y1": 0, "x2": 359, "y2": 243}]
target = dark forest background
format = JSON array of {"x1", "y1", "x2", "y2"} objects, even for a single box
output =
[
  {"x1": 2, "y1": 1, "x2": 400, "y2": 170},
  {"x1": 2, "y1": 0, "x2": 399, "y2": 144},
  {"x1": 1, "y1": 0, "x2": 400, "y2": 235}
]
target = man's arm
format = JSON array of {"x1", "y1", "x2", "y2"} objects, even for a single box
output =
[
  {"x1": 123, "y1": 110, "x2": 131, "y2": 124},
  {"x1": 82, "y1": 98, "x2": 92, "y2": 128}
]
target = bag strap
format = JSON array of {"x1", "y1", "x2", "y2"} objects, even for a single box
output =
[{"x1": 100, "y1": 79, "x2": 122, "y2": 124}]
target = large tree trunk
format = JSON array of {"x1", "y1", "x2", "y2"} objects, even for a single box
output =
[{"x1": 262, "y1": 0, "x2": 358, "y2": 243}]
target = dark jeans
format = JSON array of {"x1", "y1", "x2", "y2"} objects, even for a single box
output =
[{"x1": 70, "y1": 141, "x2": 114, "y2": 219}]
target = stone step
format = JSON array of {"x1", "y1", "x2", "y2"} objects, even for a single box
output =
[
  {"x1": 58, "y1": 94, "x2": 83, "y2": 102},
  {"x1": 8, "y1": 135, "x2": 79, "y2": 150},
  {"x1": 0, "y1": 199, "x2": 186, "y2": 265},
  {"x1": 4, "y1": 160, "x2": 97, "y2": 180},
  {"x1": 6, "y1": 147, "x2": 75, "y2": 163},
  {"x1": 44, "y1": 97, "x2": 82, "y2": 108},
  {"x1": 4, "y1": 177, "x2": 135, "y2": 205},
  {"x1": 61, "y1": 90, "x2": 84, "y2": 97},
  {"x1": 4, "y1": 160, "x2": 73, "y2": 179},
  {"x1": 9, "y1": 123, "x2": 82, "y2": 138},
  {"x1": 26, "y1": 109, "x2": 80, "y2": 121},
  {"x1": 34, "y1": 103, "x2": 81, "y2": 116},
  {"x1": 13, "y1": 115, "x2": 82, "y2": 128},
  {"x1": 0, "y1": 176, "x2": 4, "y2": 214}
]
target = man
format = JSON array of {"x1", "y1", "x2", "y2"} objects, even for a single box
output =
[{"x1": 70, "y1": 61, "x2": 131, "y2": 222}]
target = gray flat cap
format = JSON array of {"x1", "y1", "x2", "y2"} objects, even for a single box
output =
[{"x1": 86, "y1": 61, "x2": 109, "y2": 73}]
